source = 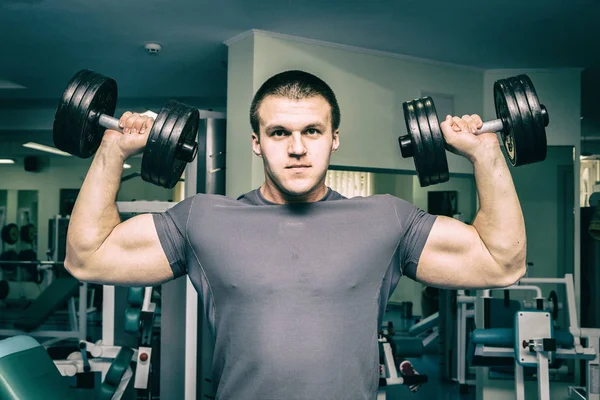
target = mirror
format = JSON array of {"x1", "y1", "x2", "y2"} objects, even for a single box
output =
[{"x1": 0, "y1": 189, "x2": 38, "y2": 282}]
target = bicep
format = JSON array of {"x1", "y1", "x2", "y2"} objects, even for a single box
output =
[
  {"x1": 415, "y1": 216, "x2": 501, "y2": 289},
  {"x1": 83, "y1": 214, "x2": 175, "y2": 286}
]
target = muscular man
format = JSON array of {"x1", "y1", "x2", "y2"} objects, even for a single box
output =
[{"x1": 65, "y1": 70, "x2": 526, "y2": 399}]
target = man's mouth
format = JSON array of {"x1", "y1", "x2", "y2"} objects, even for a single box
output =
[{"x1": 286, "y1": 165, "x2": 311, "y2": 169}]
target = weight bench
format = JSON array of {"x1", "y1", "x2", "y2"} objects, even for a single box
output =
[{"x1": 0, "y1": 334, "x2": 137, "y2": 400}]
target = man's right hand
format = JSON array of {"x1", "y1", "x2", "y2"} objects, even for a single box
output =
[{"x1": 102, "y1": 112, "x2": 155, "y2": 160}]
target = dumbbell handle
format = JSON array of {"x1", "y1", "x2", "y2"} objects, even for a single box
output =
[
  {"x1": 477, "y1": 119, "x2": 504, "y2": 135},
  {"x1": 98, "y1": 111, "x2": 158, "y2": 132}
]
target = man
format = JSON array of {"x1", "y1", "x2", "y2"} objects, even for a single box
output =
[{"x1": 64, "y1": 70, "x2": 526, "y2": 399}]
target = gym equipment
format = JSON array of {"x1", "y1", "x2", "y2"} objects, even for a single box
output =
[
  {"x1": 0, "y1": 250, "x2": 18, "y2": 272},
  {"x1": 377, "y1": 333, "x2": 429, "y2": 399},
  {"x1": 469, "y1": 274, "x2": 599, "y2": 400},
  {"x1": 19, "y1": 223, "x2": 36, "y2": 244},
  {"x1": 0, "y1": 336, "x2": 74, "y2": 400},
  {"x1": 398, "y1": 74, "x2": 549, "y2": 187},
  {"x1": 53, "y1": 284, "x2": 158, "y2": 397},
  {"x1": 407, "y1": 311, "x2": 440, "y2": 349},
  {"x1": 0, "y1": 335, "x2": 139, "y2": 400},
  {"x1": 100, "y1": 347, "x2": 135, "y2": 400},
  {"x1": 0, "y1": 280, "x2": 8, "y2": 300},
  {"x1": 53, "y1": 69, "x2": 200, "y2": 189},
  {"x1": 12, "y1": 276, "x2": 79, "y2": 332},
  {"x1": 1, "y1": 223, "x2": 19, "y2": 244},
  {"x1": 17, "y1": 249, "x2": 42, "y2": 283},
  {"x1": 588, "y1": 201, "x2": 600, "y2": 240},
  {"x1": 0, "y1": 275, "x2": 88, "y2": 345}
]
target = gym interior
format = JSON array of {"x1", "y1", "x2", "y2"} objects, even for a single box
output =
[{"x1": 1, "y1": 2, "x2": 599, "y2": 399}]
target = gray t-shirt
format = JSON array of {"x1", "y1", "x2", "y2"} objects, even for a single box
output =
[{"x1": 153, "y1": 188, "x2": 437, "y2": 400}]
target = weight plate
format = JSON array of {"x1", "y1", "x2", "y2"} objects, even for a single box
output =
[
  {"x1": 149, "y1": 101, "x2": 185, "y2": 188},
  {"x1": 414, "y1": 98, "x2": 441, "y2": 186},
  {"x1": 160, "y1": 104, "x2": 200, "y2": 188},
  {"x1": 53, "y1": 69, "x2": 93, "y2": 156},
  {"x1": 517, "y1": 75, "x2": 547, "y2": 163},
  {"x1": 62, "y1": 73, "x2": 100, "y2": 157},
  {"x1": 403, "y1": 100, "x2": 431, "y2": 187},
  {"x1": 53, "y1": 70, "x2": 117, "y2": 158},
  {"x1": 143, "y1": 101, "x2": 199, "y2": 189},
  {"x1": 54, "y1": 70, "x2": 97, "y2": 157},
  {"x1": 507, "y1": 77, "x2": 537, "y2": 166},
  {"x1": 494, "y1": 78, "x2": 526, "y2": 166},
  {"x1": 1, "y1": 223, "x2": 19, "y2": 244},
  {"x1": 75, "y1": 72, "x2": 117, "y2": 158},
  {"x1": 423, "y1": 97, "x2": 449, "y2": 184},
  {"x1": 155, "y1": 102, "x2": 187, "y2": 188},
  {"x1": 141, "y1": 101, "x2": 177, "y2": 186},
  {"x1": 20, "y1": 223, "x2": 36, "y2": 244}
]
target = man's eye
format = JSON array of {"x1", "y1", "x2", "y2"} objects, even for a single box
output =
[
  {"x1": 307, "y1": 129, "x2": 319, "y2": 135},
  {"x1": 273, "y1": 130, "x2": 286, "y2": 137}
]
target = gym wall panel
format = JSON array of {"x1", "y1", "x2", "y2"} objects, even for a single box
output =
[{"x1": 226, "y1": 31, "x2": 484, "y2": 198}]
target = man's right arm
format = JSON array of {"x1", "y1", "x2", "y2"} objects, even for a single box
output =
[{"x1": 64, "y1": 114, "x2": 175, "y2": 287}]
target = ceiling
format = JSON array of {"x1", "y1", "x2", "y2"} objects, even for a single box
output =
[
  {"x1": 1, "y1": 0, "x2": 599, "y2": 104},
  {"x1": 1, "y1": 0, "x2": 599, "y2": 160}
]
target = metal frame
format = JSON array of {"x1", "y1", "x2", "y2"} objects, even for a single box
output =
[{"x1": 457, "y1": 290, "x2": 476, "y2": 388}]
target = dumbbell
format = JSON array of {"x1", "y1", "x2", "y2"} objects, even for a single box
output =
[
  {"x1": 53, "y1": 69, "x2": 200, "y2": 189},
  {"x1": 398, "y1": 74, "x2": 549, "y2": 187}
]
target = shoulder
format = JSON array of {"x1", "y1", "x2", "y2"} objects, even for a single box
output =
[{"x1": 169, "y1": 193, "x2": 241, "y2": 213}]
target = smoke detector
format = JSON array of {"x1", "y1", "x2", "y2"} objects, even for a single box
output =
[{"x1": 144, "y1": 43, "x2": 162, "y2": 55}]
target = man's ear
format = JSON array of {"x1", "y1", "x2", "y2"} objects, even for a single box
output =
[
  {"x1": 252, "y1": 132, "x2": 262, "y2": 157},
  {"x1": 331, "y1": 129, "x2": 340, "y2": 153}
]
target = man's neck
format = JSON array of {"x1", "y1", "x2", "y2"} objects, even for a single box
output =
[{"x1": 260, "y1": 183, "x2": 328, "y2": 204}]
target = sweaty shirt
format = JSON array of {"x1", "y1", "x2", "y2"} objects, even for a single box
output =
[{"x1": 152, "y1": 188, "x2": 437, "y2": 400}]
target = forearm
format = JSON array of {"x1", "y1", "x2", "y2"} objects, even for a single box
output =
[
  {"x1": 471, "y1": 145, "x2": 526, "y2": 274},
  {"x1": 65, "y1": 141, "x2": 125, "y2": 268}
]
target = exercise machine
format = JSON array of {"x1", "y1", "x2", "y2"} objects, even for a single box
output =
[
  {"x1": 468, "y1": 274, "x2": 599, "y2": 399},
  {"x1": 377, "y1": 322, "x2": 429, "y2": 399}
]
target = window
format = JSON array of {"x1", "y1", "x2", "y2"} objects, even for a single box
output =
[{"x1": 325, "y1": 170, "x2": 374, "y2": 198}]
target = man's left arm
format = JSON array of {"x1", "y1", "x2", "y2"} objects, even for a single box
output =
[{"x1": 414, "y1": 115, "x2": 527, "y2": 289}]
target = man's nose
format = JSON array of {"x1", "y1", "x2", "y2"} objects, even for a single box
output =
[{"x1": 288, "y1": 132, "x2": 307, "y2": 156}]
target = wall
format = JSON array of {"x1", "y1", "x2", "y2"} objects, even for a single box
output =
[{"x1": 225, "y1": 31, "x2": 484, "y2": 198}]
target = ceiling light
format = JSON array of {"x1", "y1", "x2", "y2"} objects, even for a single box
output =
[
  {"x1": 123, "y1": 163, "x2": 131, "y2": 169},
  {"x1": 0, "y1": 79, "x2": 26, "y2": 89},
  {"x1": 0, "y1": 159, "x2": 15, "y2": 164},
  {"x1": 22, "y1": 142, "x2": 71, "y2": 156}
]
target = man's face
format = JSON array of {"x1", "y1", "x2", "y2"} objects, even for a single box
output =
[{"x1": 252, "y1": 95, "x2": 340, "y2": 201}]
